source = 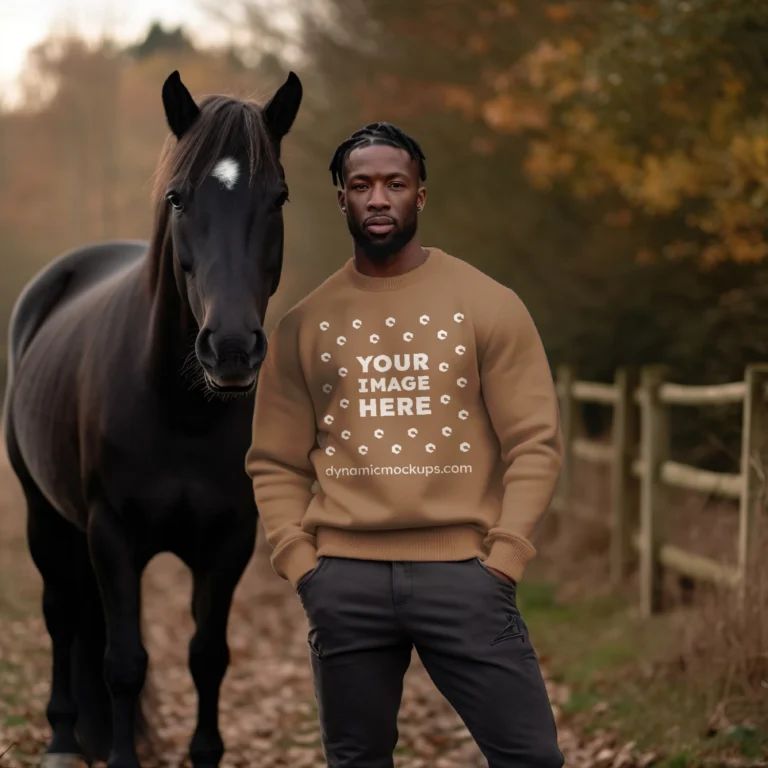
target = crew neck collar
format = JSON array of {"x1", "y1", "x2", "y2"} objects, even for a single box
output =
[{"x1": 343, "y1": 247, "x2": 442, "y2": 291}]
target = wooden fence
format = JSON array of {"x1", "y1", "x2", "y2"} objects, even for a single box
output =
[{"x1": 551, "y1": 364, "x2": 768, "y2": 616}]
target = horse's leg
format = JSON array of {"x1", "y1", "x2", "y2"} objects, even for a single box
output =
[
  {"x1": 188, "y1": 526, "x2": 256, "y2": 768},
  {"x1": 24, "y1": 482, "x2": 89, "y2": 765},
  {"x1": 87, "y1": 507, "x2": 146, "y2": 768}
]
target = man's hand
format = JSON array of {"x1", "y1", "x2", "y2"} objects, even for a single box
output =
[{"x1": 485, "y1": 565, "x2": 516, "y2": 585}]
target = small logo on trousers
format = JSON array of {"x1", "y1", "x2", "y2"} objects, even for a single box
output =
[{"x1": 491, "y1": 614, "x2": 525, "y2": 645}]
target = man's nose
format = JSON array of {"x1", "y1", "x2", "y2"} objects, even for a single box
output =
[{"x1": 368, "y1": 184, "x2": 391, "y2": 209}]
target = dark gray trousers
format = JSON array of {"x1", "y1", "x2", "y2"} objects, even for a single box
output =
[{"x1": 296, "y1": 556, "x2": 565, "y2": 768}]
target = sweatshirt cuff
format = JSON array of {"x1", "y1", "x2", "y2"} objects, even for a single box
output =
[
  {"x1": 484, "y1": 535, "x2": 537, "y2": 583},
  {"x1": 272, "y1": 537, "x2": 318, "y2": 589}
]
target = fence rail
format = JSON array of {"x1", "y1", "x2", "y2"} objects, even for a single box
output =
[{"x1": 553, "y1": 363, "x2": 768, "y2": 616}]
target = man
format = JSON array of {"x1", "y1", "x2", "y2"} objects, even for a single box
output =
[{"x1": 245, "y1": 122, "x2": 565, "y2": 768}]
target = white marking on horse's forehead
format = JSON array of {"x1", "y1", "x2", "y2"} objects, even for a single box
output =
[{"x1": 211, "y1": 157, "x2": 239, "y2": 190}]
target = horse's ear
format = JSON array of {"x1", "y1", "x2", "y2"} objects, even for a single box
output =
[
  {"x1": 263, "y1": 71, "x2": 303, "y2": 141},
  {"x1": 162, "y1": 70, "x2": 200, "y2": 139}
]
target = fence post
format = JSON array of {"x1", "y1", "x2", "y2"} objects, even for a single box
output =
[
  {"x1": 639, "y1": 365, "x2": 669, "y2": 617},
  {"x1": 556, "y1": 364, "x2": 576, "y2": 509},
  {"x1": 611, "y1": 367, "x2": 639, "y2": 585},
  {"x1": 738, "y1": 364, "x2": 768, "y2": 604}
]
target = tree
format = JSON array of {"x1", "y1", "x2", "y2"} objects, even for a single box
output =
[
  {"x1": 490, "y1": 1, "x2": 768, "y2": 267},
  {"x1": 127, "y1": 22, "x2": 195, "y2": 60}
]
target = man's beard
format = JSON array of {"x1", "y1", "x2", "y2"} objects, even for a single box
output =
[{"x1": 346, "y1": 209, "x2": 418, "y2": 262}]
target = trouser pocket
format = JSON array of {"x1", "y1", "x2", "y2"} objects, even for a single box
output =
[
  {"x1": 474, "y1": 557, "x2": 518, "y2": 594},
  {"x1": 298, "y1": 557, "x2": 335, "y2": 659},
  {"x1": 296, "y1": 556, "x2": 329, "y2": 596}
]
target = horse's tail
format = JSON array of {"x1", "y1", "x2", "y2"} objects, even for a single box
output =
[{"x1": 72, "y1": 557, "x2": 155, "y2": 763}]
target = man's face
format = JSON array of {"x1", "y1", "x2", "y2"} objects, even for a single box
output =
[{"x1": 338, "y1": 143, "x2": 427, "y2": 261}]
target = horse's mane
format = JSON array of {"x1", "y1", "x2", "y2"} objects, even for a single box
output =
[{"x1": 146, "y1": 94, "x2": 282, "y2": 293}]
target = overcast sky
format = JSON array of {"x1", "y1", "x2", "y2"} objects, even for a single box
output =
[{"x1": 1, "y1": 0, "x2": 296, "y2": 107}]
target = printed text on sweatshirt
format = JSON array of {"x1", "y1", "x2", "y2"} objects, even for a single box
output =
[{"x1": 245, "y1": 248, "x2": 563, "y2": 587}]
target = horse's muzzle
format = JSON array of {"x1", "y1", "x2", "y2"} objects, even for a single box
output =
[{"x1": 196, "y1": 328, "x2": 266, "y2": 392}]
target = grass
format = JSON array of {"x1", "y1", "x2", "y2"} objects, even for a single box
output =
[{"x1": 517, "y1": 578, "x2": 768, "y2": 765}]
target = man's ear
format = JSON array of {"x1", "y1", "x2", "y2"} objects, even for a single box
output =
[
  {"x1": 338, "y1": 188, "x2": 347, "y2": 214},
  {"x1": 417, "y1": 186, "x2": 427, "y2": 212}
]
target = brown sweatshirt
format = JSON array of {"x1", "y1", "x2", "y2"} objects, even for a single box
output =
[{"x1": 245, "y1": 247, "x2": 563, "y2": 588}]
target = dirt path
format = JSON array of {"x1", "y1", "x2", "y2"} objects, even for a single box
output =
[{"x1": 0, "y1": 452, "x2": 644, "y2": 768}]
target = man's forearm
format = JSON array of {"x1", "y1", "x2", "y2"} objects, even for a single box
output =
[
  {"x1": 479, "y1": 291, "x2": 563, "y2": 582},
  {"x1": 247, "y1": 456, "x2": 319, "y2": 585},
  {"x1": 245, "y1": 314, "x2": 320, "y2": 587},
  {"x1": 483, "y1": 437, "x2": 562, "y2": 580}
]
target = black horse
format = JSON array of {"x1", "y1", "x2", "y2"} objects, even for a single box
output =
[{"x1": 2, "y1": 69, "x2": 302, "y2": 768}]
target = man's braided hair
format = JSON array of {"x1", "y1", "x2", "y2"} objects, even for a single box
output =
[{"x1": 329, "y1": 122, "x2": 427, "y2": 187}]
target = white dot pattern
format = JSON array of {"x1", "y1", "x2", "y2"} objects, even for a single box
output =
[{"x1": 315, "y1": 312, "x2": 473, "y2": 458}]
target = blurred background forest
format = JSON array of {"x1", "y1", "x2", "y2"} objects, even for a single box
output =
[
  {"x1": 3, "y1": 0, "x2": 768, "y2": 467},
  {"x1": 2, "y1": 2, "x2": 768, "y2": 765}
]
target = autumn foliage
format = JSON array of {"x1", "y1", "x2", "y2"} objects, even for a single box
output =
[{"x1": 361, "y1": 1, "x2": 768, "y2": 268}]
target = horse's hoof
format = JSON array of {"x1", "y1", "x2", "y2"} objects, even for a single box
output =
[{"x1": 40, "y1": 754, "x2": 90, "y2": 768}]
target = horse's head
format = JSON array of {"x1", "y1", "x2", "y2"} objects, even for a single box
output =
[{"x1": 157, "y1": 70, "x2": 302, "y2": 395}]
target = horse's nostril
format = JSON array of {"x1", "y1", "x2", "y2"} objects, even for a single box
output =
[
  {"x1": 250, "y1": 330, "x2": 267, "y2": 364},
  {"x1": 195, "y1": 328, "x2": 217, "y2": 369}
]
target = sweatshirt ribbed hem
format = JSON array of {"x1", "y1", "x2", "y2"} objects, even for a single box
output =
[
  {"x1": 276, "y1": 527, "x2": 538, "y2": 587},
  {"x1": 315, "y1": 524, "x2": 487, "y2": 562}
]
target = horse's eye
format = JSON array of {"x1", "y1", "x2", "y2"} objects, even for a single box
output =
[
  {"x1": 166, "y1": 191, "x2": 184, "y2": 210},
  {"x1": 275, "y1": 190, "x2": 290, "y2": 209}
]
